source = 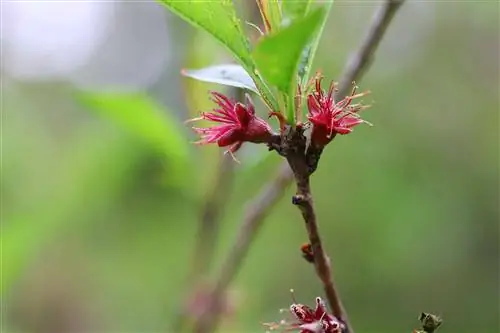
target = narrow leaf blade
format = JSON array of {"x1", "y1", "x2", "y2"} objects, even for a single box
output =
[
  {"x1": 252, "y1": 7, "x2": 326, "y2": 121},
  {"x1": 182, "y1": 64, "x2": 259, "y2": 93},
  {"x1": 297, "y1": 1, "x2": 335, "y2": 85},
  {"x1": 252, "y1": 7, "x2": 325, "y2": 94}
]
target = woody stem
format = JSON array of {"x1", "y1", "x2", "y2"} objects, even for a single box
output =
[{"x1": 285, "y1": 130, "x2": 353, "y2": 333}]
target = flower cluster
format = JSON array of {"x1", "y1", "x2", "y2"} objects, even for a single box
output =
[
  {"x1": 307, "y1": 77, "x2": 371, "y2": 149},
  {"x1": 186, "y1": 75, "x2": 370, "y2": 159},
  {"x1": 263, "y1": 293, "x2": 343, "y2": 333},
  {"x1": 187, "y1": 92, "x2": 273, "y2": 158}
]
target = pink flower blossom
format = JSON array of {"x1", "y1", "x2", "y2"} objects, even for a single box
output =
[
  {"x1": 188, "y1": 92, "x2": 273, "y2": 157},
  {"x1": 307, "y1": 77, "x2": 371, "y2": 148},
  {"x1": 263, "y1": 292, "x2": 343, "y2": 333}
]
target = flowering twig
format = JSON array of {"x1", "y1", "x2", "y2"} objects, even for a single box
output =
[
  {"x1": 287, "y1": 2, "x2": 407, "y2": 331},
  {"x1": 289, "y1": 160, "x2": 345, "y2": 329},
  {"x1": 275, "y1": 116, "x2": 355, "y2": 332},
  {"x1": 191, "y1": 1, "x2": 405, "y2": 332}
]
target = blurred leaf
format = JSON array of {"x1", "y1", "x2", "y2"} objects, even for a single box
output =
[
  {"x1": 77, "y1": 92, "x2": 191, "y2": 189},
  {"x1": 182, "y1": 64, "x2": 259, "y2": 93},
  {"x1": 297, "y1": 1, "x2": 334, "y2": 86},
  {"x1": 282, "y1": 0, "x2": 313, "y2": 20},
  {"x1": 2, "y1": 132, "x2": 143, "y2": 295},
  {"x1": 253, "y1": 7, "x2": 325, "y2": 121}
]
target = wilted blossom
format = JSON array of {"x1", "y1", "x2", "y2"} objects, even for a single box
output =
[
  {"x1": 307, "y1": 76, "x2": 371, "y2": 148},
  {"x1": 263, "y1": 292, "x2": 343, "y2": 333},
  {"x1": 187, "y1": 92, "x2": 273, "y2": 158}
]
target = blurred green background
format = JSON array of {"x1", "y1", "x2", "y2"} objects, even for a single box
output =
[{"x1": 2, "y1": 1, "x2": 498, "y2": 333}]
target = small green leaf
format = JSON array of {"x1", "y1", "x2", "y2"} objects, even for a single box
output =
[
  {"x1": 77, "y1": 92, "x2": 191, "y2": 188},
  {"x1": 253, "y1": 7, "x2": 326, "y2": 121},
  {"x1": 282, "y1": 0, "x2": 313, "y2": 20},
  {"x1": 297, "y1": 1, "x2": 334, "y2": 86},
  {"x1": 182, "y1": 64, "x2": 259, "y2": 93}
]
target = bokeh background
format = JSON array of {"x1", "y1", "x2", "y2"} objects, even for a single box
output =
[{"x1": 2, "y1": 1, "x2": 499, "y2": 333}]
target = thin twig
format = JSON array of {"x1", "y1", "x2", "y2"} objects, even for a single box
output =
[
  {"x1": 193, "y1": 163, "x2": 294, "y2": 333},
  {"x1": 196, "y1": 160, "x2": 233, "y2": 276},
  {"x1": 289, "y1": 135, "x2": 352, "y2": 331},
  {"x1": 173, "y1": 86, "x2": 246, "y2": 331},
  {"x1": 337, "y1": 0, "x2": 405, "y2": 99},
  {"x1": 172, "y1": 154, "x2": 235, "y2": 332},
  {"x1": 192, "y1": 1, "x2": 405, "y2": 332}
]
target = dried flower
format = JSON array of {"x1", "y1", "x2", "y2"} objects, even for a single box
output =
[
  {"x1": 307, "y1": 76, "x2": 371, "y2": 148},
  {"x1": 418, "y1": 312, "x2": 442, "y2": 333},
  {"x1": 263, "y1": 290, "x2": 343, "y2": 333},
  {"x1": 188, "y1": 92, "x2": 273, "y2": 158}
]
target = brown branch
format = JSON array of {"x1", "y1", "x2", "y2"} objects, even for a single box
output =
[
  {"x1": 292, "y1": 176, "x2": 344, "y2": 322},
  {"x1": 191, "y1": 1, "x2": 405, "y2": 332},
  {"x1": 193, "y1": 163, "x2": 294, "y2": 333},
  {"x1": 288, "y1": 3, "x2": 407, "y2": 332},
  {"x1": 283, "y1": 124, "x2": 351, "y2": 331},
  {"x1": 288, "y1": 132, "x2": 352, "y2": 331}
]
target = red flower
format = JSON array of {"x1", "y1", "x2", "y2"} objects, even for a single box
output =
[
  {"x1": 307, "y1": 77, "x2": 371, "y2": 148},
  {"x1": 263, "y1": 292, "x2": 343, "y2": 333},
  {"x1": 188, "y1": 92, "x2": 273, "y2": 158}
]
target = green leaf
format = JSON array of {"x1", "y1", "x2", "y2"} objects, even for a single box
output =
[
  {"x1": 158, "y1": 0, "x2": 252, "y2": 68},
  {"x1": 182, "y1": 64, "x2": 259, "y2": 93},
  {"x1": 77, "y1": 92, "x2": 191, "y2": 188},
  {"x1": 282, "y1": 0, "x2": 313, "y2": 20},
  {"x1": 158, "y1": 0, "x2": 280, "y2": 112},
  {"x1": 252, "y1": 7, "x2": 326, "y2": 121},
  {"x1": 297, "y1": 1, "x2": 334, "y2": 86}
]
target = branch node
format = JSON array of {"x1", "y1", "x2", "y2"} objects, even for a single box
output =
[
  {"x1": 300, "y1": 243, "x2": 315, "y2": 263},
  {"x1": 292, "y1": 194, "x2": 306, "y2": 205}
]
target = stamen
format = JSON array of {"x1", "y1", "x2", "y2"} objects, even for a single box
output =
[
  {"x1": 246, "y1": 21, "x2": 264, "y2": 36},
  {"x1": 290, "y1": 289, "x2": 297, "y2": 304},
  {"x1": 184, "y1": 116, "x2": 204, "y2": 124},
  {"x1": 350, "y1": 91, "x2": 370, "y2": 99},
  {"x1": 224, "y1": 150, "x2": 241, "y2": 164},
  {"x1": 350, "y1": 83, "x2": 358, "y2": 97},
  {"x1": 328, "y1": 81, "x2": 336, "y2": 100}
]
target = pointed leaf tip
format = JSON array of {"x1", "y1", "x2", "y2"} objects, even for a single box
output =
[{"x1": 182, "y1": 64, "x2": 259, "y2": 93}]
